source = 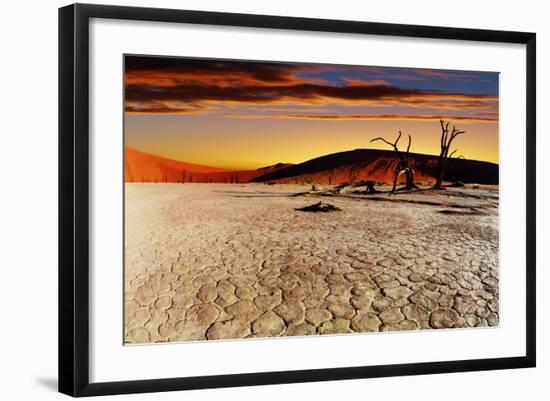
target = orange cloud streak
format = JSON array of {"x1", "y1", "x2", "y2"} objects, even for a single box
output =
[{"x1": 223, "y1": 114, "x2": 497, "y2": 123}]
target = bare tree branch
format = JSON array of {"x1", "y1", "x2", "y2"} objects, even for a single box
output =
[
  {"x1": 371, "y1": 137, "x2": 396, "y2": 149},
  {"x1": 435, "y1": 120, "x2": 466, "y2": 188},
  {"x1": 394, "y1": 131, "x2": 402, "y2": 147},
  {"x1": 371, "y1": 131, "x2": 417, "y2": 193}
]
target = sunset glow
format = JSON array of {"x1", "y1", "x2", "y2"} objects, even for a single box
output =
[{"x1": 125, "y1": 56, "x2": 499, "y2": 169}]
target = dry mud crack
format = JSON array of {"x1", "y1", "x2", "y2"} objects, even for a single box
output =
[{"x1": 125, "y1": 184, "x2": 499, "y2": 344}]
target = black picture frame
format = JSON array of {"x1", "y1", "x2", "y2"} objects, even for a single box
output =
[{"x1": 59, "y1": 3, "x2": 536, "y2": 397}]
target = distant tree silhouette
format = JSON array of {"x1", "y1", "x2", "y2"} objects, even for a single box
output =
[
  {"x1": 305, "y1": 176, "x2": 317, "y2": 191},
  {"x1": 365, "y1": 181, "x2": 377, "y2": 194},
  {"x1": 370, "y1": 131, "x2": 417, "y2": 193},
  {"x1": 181, "y1": 169, "x2": 187, "y2": 184},
  {"x1": 435, "y1": 120, "x2": 466, "y2": 189}
]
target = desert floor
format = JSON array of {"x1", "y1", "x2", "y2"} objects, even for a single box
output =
[{"x1": 124, "y1": 183, "x2": 499, "y2": 344}]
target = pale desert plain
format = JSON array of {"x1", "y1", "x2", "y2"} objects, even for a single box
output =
[{"x1": 124, "y1": 182, "x2": 499, "y2": 343}]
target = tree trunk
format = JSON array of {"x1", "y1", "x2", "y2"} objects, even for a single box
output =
[
  {"x1": 435, "y1": 120, "x2": 465, "y2": 189},
  {"x1": 405, "y1": 169, "x2": 415, "y2": 189},
  {"x1": 371, "y1": 132, "x2": 416, "y2": 193}
]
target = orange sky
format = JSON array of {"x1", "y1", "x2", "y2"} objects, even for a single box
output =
[{"x1": 124, "y1": 56, "x2": 499, "y2": 169}]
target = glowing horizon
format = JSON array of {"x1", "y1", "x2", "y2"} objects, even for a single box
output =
[{"x1": 124, "y1": 56, "x2": 499, "y2": 170}]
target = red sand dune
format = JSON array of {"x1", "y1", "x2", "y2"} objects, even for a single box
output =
[
  {"x1": 252, "y1": 149, "x2": 498, "y2": 185},
  {"x1": 125, "y1": 146, "x2": 498, "y2": 185},
  {"x1": 125, "y1": 146, "x2": 230, "y2": 182},
  {"x1": 191, "y1": 163, "x2": 293, "y2": 184},
  {"x1": 125, "y1": 146, "x2": 291, "y2": 183}
]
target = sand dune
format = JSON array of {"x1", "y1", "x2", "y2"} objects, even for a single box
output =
[
  {"x1": 125, "y1": 146, "x2": 292, "y2": 183},
  {"x1": 253, "y1": 149, "x2": 498, "y2": 185},
  {"x1": 125, "y1": 146, "x2": 498, "y2": 185},
  {"x1": 125, "y1": 146, "x2": 229, "y2": 182}
]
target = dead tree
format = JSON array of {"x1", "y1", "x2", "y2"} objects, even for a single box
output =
[
  {"x1": 181, "y1": 169, "x2": 187, "y2": 184},
  {"x1": 365, "y1": 181, "x2": 377, "y2": 194},
  {"x1": 435, "y1": 120, "x2": 466, "y2": 189},
  {"x1": 370, "y1": 131, "x2": 417, "y2": 193},
  {"x1": 305, "y1": 176, "x2": 317, "y2": 191}
]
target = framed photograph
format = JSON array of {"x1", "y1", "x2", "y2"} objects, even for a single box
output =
[{"x1": 59, "y1": 3, "x2": 536, "y2": 397}]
